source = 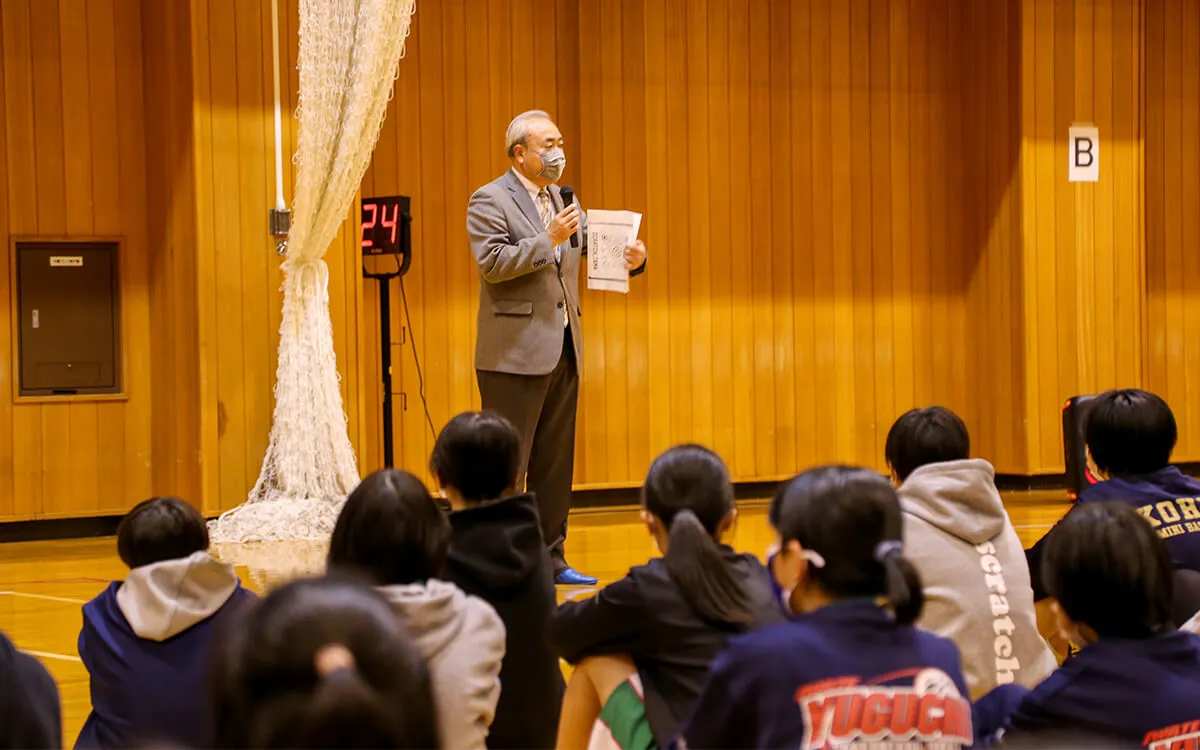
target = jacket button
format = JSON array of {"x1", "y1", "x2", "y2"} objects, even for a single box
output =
[{"x1": 556, "y1": 301, "x2": 564, "y2": 309}]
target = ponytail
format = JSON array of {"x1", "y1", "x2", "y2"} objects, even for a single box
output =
[
  {"x1": 664, "y1": 509, "x2": 755, "y2": 627},
  {"x1": 876, "y1": 541, "x2": 924, "y2": 625}
]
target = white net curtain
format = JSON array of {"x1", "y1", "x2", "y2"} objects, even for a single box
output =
[{"x1": 210, "y1": 0, "x2": 416, "y2": 543}]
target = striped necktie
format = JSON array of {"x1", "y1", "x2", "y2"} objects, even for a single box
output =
[{"x1": 537, "y1": 189, "x2": 552, "y2": 228}]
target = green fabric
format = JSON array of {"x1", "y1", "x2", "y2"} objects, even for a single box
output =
[{"x1": 598, "y1": 679, "x2": 657, "y2": 750}]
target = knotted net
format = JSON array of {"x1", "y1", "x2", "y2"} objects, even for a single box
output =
[{"x1": 210, "y1": 0, "x2": 416, "y2": 543}]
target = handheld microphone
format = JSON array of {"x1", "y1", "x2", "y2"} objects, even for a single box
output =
[{"x1": 559, "y1": 185, "x2": 580, "y2": 249}]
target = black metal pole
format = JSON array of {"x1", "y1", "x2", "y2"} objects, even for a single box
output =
[{"x1": 379, "y1": 276, "x2": 394, "y2": 468}]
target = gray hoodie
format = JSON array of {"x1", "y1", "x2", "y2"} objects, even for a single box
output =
[
  {"x1": 116, "y1": 550, "x2": 240, "y2": 640},
  {"x1": 378, "y1": 580, "x2": 506, "y2": 750},
  {"x1": 899, "y1": 459, "x2": 1056, "y2": 698}
]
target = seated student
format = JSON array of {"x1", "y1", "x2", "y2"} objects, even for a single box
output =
[
  {"x1": 547, "y1": 444, "x2": 783, "y2": 750},
  {"x1": 886, "y1": 406, "x2": 1055, "y2": 698},
  {"x1": 432, "y1": 411, "x2": 564, "y2": 750},
  {"x1": 980, "y1": 501, "x2": 1200, "y2": 748},
  {"x1": 327, "y1": 468, "x2": 506, "y2": 750},
  {"x1": 76, "y1": 497, "x2": 255, "y2": 750},
  {"x1": 677, "y1": 466, "x2": 973, "y2": 749},
  {"x1": 1027, "y1": 389, "x2": 1200, "y2": 601},
  {"x1": 0, "y1": 630, "x2": 61, "y2": 749},
  {"x1": 209, "y1": 576, "x2": 440, "y2": 749}
]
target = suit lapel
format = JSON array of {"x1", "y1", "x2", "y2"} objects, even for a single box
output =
[{"x1": 503, "y1": 169, "x2": 545, "y2": 233}]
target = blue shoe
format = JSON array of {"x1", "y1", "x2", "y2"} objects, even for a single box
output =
[{"x1": 555, "y1": 567, "x2": 598, "y2": 586}]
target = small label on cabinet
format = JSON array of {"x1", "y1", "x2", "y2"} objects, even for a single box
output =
[
  {"x1": 49, "y1": 256, "x2": 83, "y2": 267},
  {"x1": 31, "y1": 309, "x2": 38, "y2": 329}
]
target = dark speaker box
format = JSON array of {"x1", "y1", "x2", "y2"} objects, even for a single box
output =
[{"x1": 1062, "y1": 395, "x2": 1098, "y2": 498}]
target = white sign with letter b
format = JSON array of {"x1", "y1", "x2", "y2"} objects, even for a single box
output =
[{"x1": 1068, "y1": 125, "x2": 1099, "y2": 182}]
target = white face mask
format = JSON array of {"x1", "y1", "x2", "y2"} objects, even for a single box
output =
[{"x1": 538, "y1": 147, "x2": 566, "y2": 181}]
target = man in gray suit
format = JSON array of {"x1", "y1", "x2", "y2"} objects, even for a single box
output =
[{"x1": 467, "y1": 110, "x2": 647, "y2": 585}]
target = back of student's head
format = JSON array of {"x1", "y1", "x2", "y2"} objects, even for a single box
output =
[
  {"x1": 117, "y1": 497, "x2": 209, "y2": 570},
  {"x1": 210, "y1": 576, "x2": 439, "y2": 749},
  {"x1": 1043, "y1": 501, "x2": 1174, "y2": 639},
  {"x1": 642, "y1": 444, "x2": 754, "y2": 627},
  {"x1": 430, "y1": 411, "x2": 521, "y2": 502},
  {"x1": 884, "y1": 406, "x2": 970, "y2": 481},
  {"x1": 1085, "y1": 388, "x2": 1177, "y2": 476},
  {"x1": 770, "y1": 466, "x2": 924, "y2": 624},
  {"x1": 328, "y1": 469, "x2": 449, "y2": 586}
]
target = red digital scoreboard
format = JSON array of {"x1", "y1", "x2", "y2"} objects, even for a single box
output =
[{"x1": 361, "y1": 195, "x2": 411, "y2": 256}]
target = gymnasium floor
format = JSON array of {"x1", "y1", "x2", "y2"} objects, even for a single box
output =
[{"x1": 0, "y1": 494, "x2": 1070, "y2": 745}]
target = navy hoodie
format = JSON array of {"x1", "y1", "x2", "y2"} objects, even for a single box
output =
[
  {"x1": 76, "y1": 551, "x2": 255, "y2": 749},
  {"x1": 1027, "y1": 467, "x2": 1200, "y2": 600},
  {"x1": 988, "y1": 630, "x2": 1200, "y2": 748},
  {"x1": 676, "y1": 601, "x2": 972, "y2": 749},
  {"x1": 443, "y1": 493, "x2": 564, "y2": 750}
]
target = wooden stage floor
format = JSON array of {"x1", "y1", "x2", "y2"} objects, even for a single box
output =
[{"x1": 0, "y1": 492, "x2": 1070, "y2": 744}]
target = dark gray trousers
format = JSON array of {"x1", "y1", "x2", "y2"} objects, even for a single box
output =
[{"x1": 476, "y1": 329, "x2": 579, "y2": 572}]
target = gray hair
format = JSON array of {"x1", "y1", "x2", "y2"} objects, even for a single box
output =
[{"x1": 505, "y1": 110, "x2": 552, "y2": 157}]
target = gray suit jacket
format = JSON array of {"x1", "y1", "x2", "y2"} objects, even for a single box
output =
[{"x1": 468, "y1": 169, "x2": 585, "y2": 376}]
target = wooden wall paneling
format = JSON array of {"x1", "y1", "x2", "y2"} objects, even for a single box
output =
[
  {"x1": 888, "y1": 0, "x2": 914, "y2": 434},
  {"x1": 442, "y1": 0, "x2": 475, "y2": 464},
  {"x1": 1163, "y1": 0, "x2": 1185, "y2": 434},
  {"x1": 191, "y1": 0, "x2": 224, "y2": 513},
  {"x1": 417, "y1": 0, "x2": 449, "y2": 476},
  {"x1": 393, "y1": 11, "x2": 427, "y2": 479},
  {"x1": 704, "y1": 0, "x2": 734, "y2": 472},
  {"x1": 747, "y1": 0, "x2": 777, "y2": 475},
  {"x1": 641, "y1": 0, "x2": 673, "y2": 474},
  {"x1": 0, "y1": 1, "x2": 14, "y2": 519},
  {"x1": 662, "y1": 0, "x2": 693, "y2": 470},
  {"x1": 808, "y1": 2, "x2": 837, "y2": 467},
  {"x1": 235, "y1": 0, "x2": 271, "y2": 501},
  {"x1": 621, "y1": 0, "x2": 650, "y2": 482},
  {"x1": 867, "y1": 0, "x2": 894, "y2": 470},
  {"x1": 1180, "y1": 0, "x2": 1200, "y2": 459},
  {"x1": 114, "y1": 0, "x2": 152, "y2": 508},
  {"x1": 829, "y1": 1, "x2": 857, "y2": 464},
  {"x1": 205, "y1": 0, "x2": 249, "y2": 510},
  {"x1": 1146, "y1": 0, "x2": 1200, "y2": 460},
  {"x1": 849, "y1": 0, "x2": 877, "y2": 466},
  {"x1": 686, "y1": 0, "x2": 715, "y2": 461},
  {"x1": 576, "y1": 0, "x2": 604, "y2": 484},
  {"x1": 906, "y1": 0, "x2": 933, "y2": 432},
  {"x1": 30, "y1": 0, "x2": 73, "y2": 516},
  {"x1": 92, "y1": 0, "x2": 128, "y2": 510},
  {"x1": 789, "y1": 0, "x2": 818, "y2": 470},
  {"x1": 60, "y1": 0, "x2": 102, "y2": 516},
  {"x1": 769, "y1": 0, "x2": 798, "y2": 472},
  {"x1": 1144, "y1": 0, "x2": 1166, "y2": 415},
  {"x1": 602, "y1": 0, "x2": 632, "y2": 482}
]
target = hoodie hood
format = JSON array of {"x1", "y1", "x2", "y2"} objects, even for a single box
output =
[
  {"x1": 378, "y1": 580, "x2": 489, "y2": 661},
  {"x1": 898, "y1": 459, "x2": 1006, "y2": 545},
  {"x1": 116, "y1": 550, "x2": 239, "y2": 641},
  {"x1": 447, "y1": 493, "x2": 545, "y2": 590}
]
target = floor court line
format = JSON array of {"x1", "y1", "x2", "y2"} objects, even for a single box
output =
[
  {"x1": 0, "y1": 590, "x2": 88, "y2": 605},
  {"x1": 22, "y1": 649, "x2": 82, "y2": 663}
]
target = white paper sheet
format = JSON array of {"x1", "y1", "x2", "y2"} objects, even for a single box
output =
[{"x1": 586, "y1": 209, "x2": 642, "y2": 294}]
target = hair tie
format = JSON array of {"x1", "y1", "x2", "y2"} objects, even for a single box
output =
[
  {"x1": 801, "y1": 549, "x2": 826, "y2": 569},
  {"x1": 874, "y1": 540, "x2": 902, "y2": 562},
  {"x1": 314, "y1": 643, "x2": 356, "y2": 679}
]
